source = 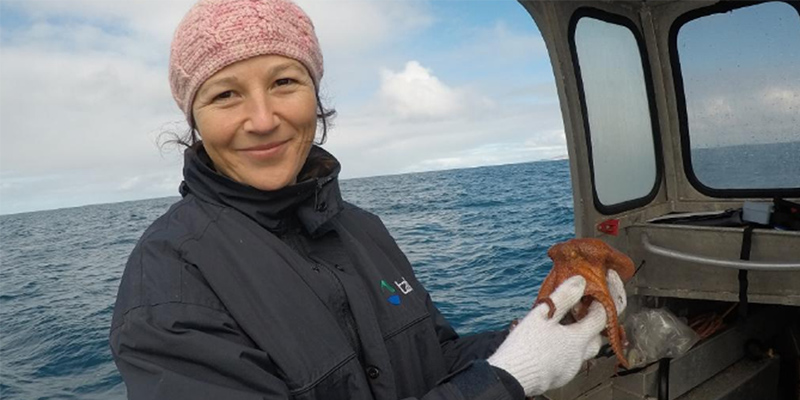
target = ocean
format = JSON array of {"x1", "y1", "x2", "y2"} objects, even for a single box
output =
[{"x1": 0, "y1": 160, "x2": 574, "y2": 399}]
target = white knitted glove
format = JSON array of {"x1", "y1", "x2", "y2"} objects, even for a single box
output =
[
  {"x1": 488, "y1": 271, "x2": 627, "y2": 396},
  {"x1": 606, "y1": 269, "x2": 627, "y2": 316}
]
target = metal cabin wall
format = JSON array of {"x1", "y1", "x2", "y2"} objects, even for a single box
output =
[
  {"x1": 628, "y1": 0, "x2": 800, "y2": 306},
  {"x1": 517, "y1": 0, "x2": 670, "y2": 254},
  {"x1": 648, "y1": 0, "x2": 800, "y2": 204},
  {"x1": 519, "y1": 0, "x2": 800, "y2": 231},
  {"x1": 519, "y1": 0, "x2": 800, "y2": 306}
]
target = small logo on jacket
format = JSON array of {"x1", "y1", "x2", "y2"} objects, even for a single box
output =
[
  {"x1": 380, "y1": 277, "x2": 413, "y2": 305},
  {"x1": 394, "y1": 277, "x2": 413, "y2": 295}
]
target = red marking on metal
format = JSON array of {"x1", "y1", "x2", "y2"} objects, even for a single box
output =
[{"x1": 597, "y1": 219, "x2": 620, "y2": 236}]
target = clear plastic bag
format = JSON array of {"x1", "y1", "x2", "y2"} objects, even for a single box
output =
[{"x1": 624, "y1": 308, "x2": 701, "y2": 368}]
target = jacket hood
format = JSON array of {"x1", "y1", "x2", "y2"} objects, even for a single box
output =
[{"x1": 181, "y1": 143, "x2": 344, "y2": 236}]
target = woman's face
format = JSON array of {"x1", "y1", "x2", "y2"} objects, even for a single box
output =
[{"x1": 192, "y1": 54, "x2": 318, "y2": 191}]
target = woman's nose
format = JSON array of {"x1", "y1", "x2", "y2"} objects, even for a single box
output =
[{"x1": 243, "y1": 95, "x2": 280, "y2": 134}]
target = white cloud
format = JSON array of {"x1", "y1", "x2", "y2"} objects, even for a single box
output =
[
  {"x1": 0, "y1": 47, "x2": 180, "y2": 174},
  {"x1": 404, "y1": 140, "x2": 566, "y2": 173},
  {"x1": 0, "y1": 167, "x2": 182, "y2": 215},
  {"x1": 700, "y1": 96, "x2": 734, "y2": 120},
  {"x1": 686, "y1": 81, "x2": 800, "y2": 148},
  {"x1": 118, "y1": 176, "x2": 142, "y2": 191},
  {"x1": 681, "y1": 60, "x2": 800, "y2": 149},
  {"x1": 9, "y1": 0, "x2": 195, "y2": 43},
  {"x1": 762, "y1": 86, "x2": 800, "y2": 114},
  {"x1": 524, "y1": 129, "x2": 568, "y2": 149},
  {"x1": 298, "y1": 0, "x2": 433, "y2": 56},
  {"x1": 380, "y1": 61, "x2": 460, "y2": 118},
  {"x1": 324, "y1": 97, "x2": 565, "y2": 178},
  {"x1": 379, "y1": 61, "x2": 491, "y2": 120}
]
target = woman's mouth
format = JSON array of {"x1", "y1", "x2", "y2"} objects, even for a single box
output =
[{"x1": 240, "y1": 139, "x2": 290, "y2": 160}]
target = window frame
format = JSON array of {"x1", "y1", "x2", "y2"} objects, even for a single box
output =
[
  {"x1": 669, "y1": 0, "x2": 800, "y2": 198},
  {"x1": 568, "y1": 8, "x2": 664, "y2": 215}
]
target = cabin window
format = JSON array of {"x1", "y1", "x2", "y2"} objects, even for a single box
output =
[
  {"x1": 673, "y1": 1, "x2": 800, "y2": 196},
  {"x1": 571, "y1": 14, "x2": 660, "y2": 212}
]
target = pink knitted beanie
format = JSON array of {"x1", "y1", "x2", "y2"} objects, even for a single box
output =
[{"x1": 169, "y1": 0, "x2": 323, "y2": 122}]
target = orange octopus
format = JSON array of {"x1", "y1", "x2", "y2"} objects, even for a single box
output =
[{"x1": 534, "y1": 238, "x2": 635, "y2": 368}]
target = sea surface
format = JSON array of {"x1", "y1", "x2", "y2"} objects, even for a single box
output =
[
  {"x1": 692, "y1": 141, "x2": 800, "y2": 190},
  {"x1": 0, "y1": 160, "x2": 574, "y2": 399}
]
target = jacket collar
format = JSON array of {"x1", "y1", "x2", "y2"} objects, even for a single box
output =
[{"x1": 181, "y1": 143, "x2": 344, "y2": 236}]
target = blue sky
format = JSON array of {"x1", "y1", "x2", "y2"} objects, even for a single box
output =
[{"x1": 0, "y1": 0, "x2": 564, "y2": 215}]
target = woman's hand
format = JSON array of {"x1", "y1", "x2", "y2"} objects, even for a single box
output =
[{"x1": 488, "y1": 271, "x2": 626, "y2": 397}]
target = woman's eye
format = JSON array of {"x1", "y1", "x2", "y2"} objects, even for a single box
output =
[
  {"x1": 275, "y1": 78, "x2": 294, "y2": 87},
  {"x1": 213, "y1": 90, "x2": 233, "y2": 101}
]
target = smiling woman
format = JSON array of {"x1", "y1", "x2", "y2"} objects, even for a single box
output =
[
  {"x1": 192, "y1": 55, "x2": 319, "y2": 191},
  {"x1": 108, "y1": 0, "x2": 626, "y2": 399}
]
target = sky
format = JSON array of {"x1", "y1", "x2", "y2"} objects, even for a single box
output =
[
  {"x1": 677, "y1": 1, "x2": 800, "y2": 149},
  {"x1": 0, "y1": 0, "x2": 565, "y2": 215}
]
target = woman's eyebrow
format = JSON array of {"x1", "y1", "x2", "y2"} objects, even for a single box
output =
[{"x1": 269, "y1": 62, "x2": 306, "y2": 76}]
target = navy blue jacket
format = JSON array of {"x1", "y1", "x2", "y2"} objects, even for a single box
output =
[{"x1": 110, "y1": 145, "x2": 523, "y2": 400}]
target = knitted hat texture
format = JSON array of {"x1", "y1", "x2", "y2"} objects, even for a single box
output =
[{"x1": 169, "y1": 0, "x2": 323, "y2": 122}]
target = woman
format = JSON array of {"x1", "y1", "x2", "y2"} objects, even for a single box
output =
[{"x1": 110, "y1": 0, "x2": 627, "y2": 399}]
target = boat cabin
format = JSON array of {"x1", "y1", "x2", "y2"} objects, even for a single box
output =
[{"x1": 518, "y1": 0, "x2": 800, "y2": 399}]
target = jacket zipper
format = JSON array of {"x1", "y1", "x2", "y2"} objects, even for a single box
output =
[
  {"x1": 314, "y1": 176, "x2": 334, "y2": 211},
  {"x1": 313, "y1": 257, "x2": 364, "y2": 363}
]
